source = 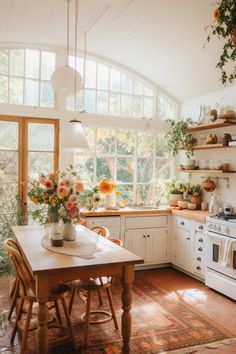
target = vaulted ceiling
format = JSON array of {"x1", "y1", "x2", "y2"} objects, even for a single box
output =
[{"x1": 0, "y1": 0, "x2": 234, "y2": 102}]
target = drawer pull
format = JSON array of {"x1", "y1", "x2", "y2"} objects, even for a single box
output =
[
  {"x1": 197, "y1": 257, "x2": 201, "y2": 261},
  {"x1": 143, "y1": 235, "x2": 146, "y2": 238},
  {"x1": 180, "y1": 221, "x2": 185, "y2": 225},
  {"x1": 199, "y1": 225, "x2": 204, "y2": 230},
  {"x1": 198, "y1": 238, "x2": 203, "y2": 243},
  {"x1": 198, "y1": 247, "x2": 203, "y2": 251},
  {"x1": 186, "y1": 237, "x2": 190, "y2": 240},
  {"x1": 196, "y1": 266, "x2": 201, "y2": 270},
  {"x1": 147, "y1": 235, "x2": 150, "y2": 238}
]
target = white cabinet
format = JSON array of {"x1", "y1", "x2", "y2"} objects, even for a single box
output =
[
  {"x1": 123, "y1": 215, "x2": 169, "y2": 265},
  {"x1": 174, "y1": 228, "x2": 191, "y2": 270},
  {"x1": 86, "y1": 216, "x2": 121, "y2": 239},
  {"x1": 191, "y1": 222, "x2": 205, "y2": 278}
]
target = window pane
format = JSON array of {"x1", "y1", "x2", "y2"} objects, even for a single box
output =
[
  {"x1": 28, "y1": 152, "x2": 54, "y2": 178},
  {"x1": 25, "y1": 79, "x2": 39, "y2": 106},
  {"x1": 0, "y1": 183, "x2": 18, "y2": 212},
  {"x1": 97, "y1": 90, "x2": 108, "y2": 114},
  {"x1": 158, "y1": 95, "x2": 176, "y2": 120},
  {"x1": 74, "y1": 155, "x2": 94, "y2": 187},
  {"x1": 110, "y1": 68, "x2": 120, "y2": 92},
  {"x1": 133, "y1": 95, "x2": 143, "y2": 117},
  {"x1": 155, "y1": 158, "x2": 171, "y2": 180},
  {"x1": 97, "y1": 128, "x2": 115, "y2": 154},
  {"x1": 0, "y1": 151, "x2": 18, "y2": 181},
  {"x1": 121, "y1": 73, "x2": 132, "y2": 94},
  {"x1": 133, "y1": 78, "x2": 143, "y2": 95},
  {"x1": 0, "y1": 76, "x2": 8, "y2": 103},
  {"x1": 9, "y1": 49, "x2": 24, "y2": 77},
  {"x1": 25, "y1": 49, "x2": 40, "y2": 79},
  {"x1": 109, "y1": 93, "x2": 120, "y2": 115},
  {"x1": 144, "y1": 96, "x2": 153, "y2": 118},
  {"x1": 117, "y1": 157, "x2": 134, "y2": 183},
  {"x1": 117, "y1": 184, "x2": 133, "y2": 203},
  {"x1": 137, "y1": 158, "x2": 153, "y2": 183},
  {"x1": 41, "y1": 51, "x2": 56, "y2": 80},
  {"x1": 137, "y1": 184, "x2": 154, "y2": 204},
  {"x1": 137, "y1": 132, "x2": 154, "y2": 157},
  {"x1": 67, "y1": 90, "x2": 83, "y2": 111},
  {"x1": 117, "y1": 130, "x2": 135, "y2": 155},
  {"x1": 85, "y1": 60, "x2": 96, "y2": 88},
  {"x1": 0, "y1": 121, "x2": 18, "y2": 150},
  {"x1": 9, "y1": 78, "x2": 23, "y2": 105},
  {"x1": 97, "y1": 63, "x2": 109, "y2": 90},
  {"x1": 156, "y1": 134, "x2": 168, "y2": 157},
  {"x1": 69, "y1": 55, "x2": 84, "y2": 74},
  {"x1": 121, "y1": 94, "x2": 132, "y2": 116},
  {"x1": 144, "y1": 85, "x2": 154, "y2": 96},
  {"x1": 84, "y1": 89, "x2": 95, "y2": 113},
  {"x1": 0, "y1": 50, "x2": 8, "y2": 75},
  {"x1": 28, "y1": 123, "x2": 54, "y2": 151},
  {"x1": 96, "y1": 156, "x2": 114, "y2": 181},
  {"x1": 40, "y1": 82, "x2": 54, "y2": 107},
  {"x1": 84, "y1": 127, "x2": 96, "y2": 152}
]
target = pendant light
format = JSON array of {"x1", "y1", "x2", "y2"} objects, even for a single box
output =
[
  {"x1": 62, "y1": 0, "x2": 89, "y2": 151},
  {"x1": 51, "y1": 0, "x2": 82, "y2": 96}
]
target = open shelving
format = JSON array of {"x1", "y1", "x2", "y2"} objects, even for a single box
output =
[
  {"x1": 180, "y1": 143, "x2": 236, "y2": 150},
  {"x1": 187, "y1": 121, "x2": 236, "y2": 132},
  {"x1": 178, "y1": 169, "x2": 236, "y2": 174}
]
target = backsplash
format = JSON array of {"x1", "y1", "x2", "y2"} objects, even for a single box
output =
[{"x1": 180, "y1": 85, "x2": 236, "y2": 210}]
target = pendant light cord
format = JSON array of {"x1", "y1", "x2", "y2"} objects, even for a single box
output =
[{"x1": 66, "y1": 0, "x2": 70, "y2": 67}]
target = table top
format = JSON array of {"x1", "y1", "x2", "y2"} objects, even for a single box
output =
[{"x1": 12, "y1": 225, "x2": 144, "y2": 275}]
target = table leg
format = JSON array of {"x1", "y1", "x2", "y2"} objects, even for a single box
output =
[
  {"x1": 37, "y1": 300, "x2": 49, "y2": 354},
  {"x1": 121, "y1": 265, "x2": 134, "y2": 353}
]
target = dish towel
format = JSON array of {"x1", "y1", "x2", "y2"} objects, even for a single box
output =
[{"x1": 220, "y1": 239, "x2": 234, "y2": 268}]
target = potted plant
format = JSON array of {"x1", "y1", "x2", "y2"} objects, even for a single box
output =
[
  {"x1": 206, "y1": 0, "x2": 236, "y2": 84},
  {"x1": 186, "y1": 184, "x2": 202, "y2": 209},
  {"x1": 165, "y1": 119, "x2": 197, "y2": 158},
  {"x1": 162, "y1": 178, "x2": 187, "y2": 206}
]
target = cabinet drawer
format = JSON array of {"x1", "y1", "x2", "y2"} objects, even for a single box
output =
[
  {"x1": 176, "y1": 217, "x2": 190, "y2": 230},
  {"x1": 194, "y1": 233, "x2": 205, "y2": 251},
  {"x1": 125, "y1": 216, "x2": 167, "y2": 229},
  {"x1": 192, "y1": 258, "x2": 205, "y2": 276},
  {"x1": 194, "y1": 222, "x2": 206, "y2": 233},
  {"x1": 86, "y1": 216, "x2": 120, "y2": 238}
]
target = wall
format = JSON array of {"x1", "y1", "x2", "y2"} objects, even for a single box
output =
[{"x1": 180, "y1": 85, "x2": 236, "y2": 209}]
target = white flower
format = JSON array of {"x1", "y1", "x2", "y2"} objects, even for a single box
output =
[{"x1": 58, "y1": 206, "x2": 66, "y2": 217}]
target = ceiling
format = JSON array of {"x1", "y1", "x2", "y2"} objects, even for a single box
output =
[{"x1": 0, "y1": 0, "x2": 234, "y2": 102}]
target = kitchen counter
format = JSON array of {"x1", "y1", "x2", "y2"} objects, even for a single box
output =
[
  {"x1": 81, "y1": 206, "x2": 171, "y2": 217},
  {"x1": 171, "y1": 209, "x2": 214, "y2": 222}
]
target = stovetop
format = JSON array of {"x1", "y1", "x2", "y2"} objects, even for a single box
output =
[{"x1": 212, "y1": 214, "x2": 236, "y2": 221}]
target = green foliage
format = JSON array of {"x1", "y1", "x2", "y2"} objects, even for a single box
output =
[
  {"x1": 160, "y1": 178, "x2": 187, "y2": 201},
  {"x1": 79, "y1": 186, "x2": 101, "y2": 211},
  {"x1": 206, "y1": 0, "x2": 236, "y2": 84},
  {"x1": 165, "y1": 119, "x2": 196, "y2": 158},
  {"x1": 185, "y1": 184, "x2": 202, "y2": 196}
]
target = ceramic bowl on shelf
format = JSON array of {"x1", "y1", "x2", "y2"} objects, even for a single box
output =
[{"x1": 183, "y1": 165, "x2": 197, "y2": 170}]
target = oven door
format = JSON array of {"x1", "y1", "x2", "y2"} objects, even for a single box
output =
[{"x1": 206, "y1": 231, "x2": 236, "y2": 280}]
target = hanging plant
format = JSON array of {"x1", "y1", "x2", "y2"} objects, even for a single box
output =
[
  {"x1": 206, "y1": 0, "x2": 236, "y2": 84},
  {"x1": 165, "y1": 119, "x2": 197, "y2": 158}
]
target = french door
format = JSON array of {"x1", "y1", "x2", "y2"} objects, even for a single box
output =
[{"x1": 0, "y1": 115, "x2": 59, "y2": 218}]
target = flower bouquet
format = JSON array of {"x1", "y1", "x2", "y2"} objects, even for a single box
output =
[
  {"x1": 79, "y1": 186, "x2": 101, "y2": 211},
  {"x1": 98, "y1": 178, "x2": 119, "y2": 209}
]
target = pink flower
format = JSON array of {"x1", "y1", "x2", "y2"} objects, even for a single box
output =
[
  {"x1": 73, "y1": 182, "x2": 84, "y2": 193},
  {"x1": 39, "y1": 177, "x2": 46, "y2": 185},
  {"x1": 45, "y1": 180, "x2": 54, "y2": 190},
  {"x1": 57, "y1": 186, "x2": 69, "y2": 199},
  {"x1": 69, "y1": 206, "x2": 80, "y2": 219},
  {"x1": 65, "y1": 201, "x2": 74, "y2": 210},
  {"x1": 68, "y1": 194, "x2": 78, "y2": 204},
  {"x1": 59, "y1": 179, "x2": 71, "y2": 187}
]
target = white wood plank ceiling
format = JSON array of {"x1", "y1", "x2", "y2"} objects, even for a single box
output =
[{"x1": 0, "y1": 0, "x2": 234, "y2": 101}]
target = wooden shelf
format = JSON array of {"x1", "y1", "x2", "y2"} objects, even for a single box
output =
[
  {"x1": 178, "y1": 169, "x2": 236, "y2": 174},
  {"x1": 187, "y1": 121, "x2": 236, "y2": 132},
  {"x1": 193, "y1": 143, "x2": 234, "y2": 150}
]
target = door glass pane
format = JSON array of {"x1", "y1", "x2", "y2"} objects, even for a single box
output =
[
  {"x1": 25, "y1": 79, "x2": 39, "y2": 106},
  {"x1": 9, "y1": 49, "x2": 24, "y2": 77},
  {"x1": 9, "y1": 78, "x2": 23, "y2": 105},
  {"x1": 117, "y1": 157, "x2": 134, "y2": 183},
  {"x1": 85, "y1": 60, "x2": 96, "y2": 88},
  {"x1": 0, "y1": 121, "x2": 18, "y2": 149},
  {"x1": 28, "y1": 152, "x2": 54, "y2": 178},
  {"x1": 97, "y1": 128, "x2": 115, "y2": 154},
  {"x1": 117, "y1": 130, "x2": 135, "y2": 155},
  {"x1": 40, "y1": 82, "x2": 54, "y2": 108},
  {"x1": 97, "y1": 63, "x2": 109, "y2": 90},
  {"x1": 25, "y1": 49, "x2": 40, "y2": 79},
  {"x1": 28, "y1": 123, "x2": 54, "y2": 151},
  {"x1": 109, "y1": 93, "x2": 120, "y2": 116},
  {"x1": 97, "y1": 90, "x2": 108, "y2": 114},
  {"x1": 0, "y1": 76, "x2": 8, "y2": 104},
  {"x1": 0, "y1": 151, "x2": 18, "y2": 181},
  {"x1": 110, "y1": 68, "x2": 120, "y2": 92},
  {"x1": 0, "y1": 50, "x2": 8, "y2": 75},
  {"x1": 96, "y1": 156, "x2": 114, "y2": 182},
  {"x1": 41, "y1": 51, "x2": 56, "y2": 80}
]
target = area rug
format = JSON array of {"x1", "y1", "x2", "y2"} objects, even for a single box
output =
[{"x1": 0, "y1": 278, "x2": 234, "y2": 353}]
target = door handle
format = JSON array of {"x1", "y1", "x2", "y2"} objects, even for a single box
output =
[
  {"x1": 196, "y1": 266, "x2": 201, "y2": 270},
  {"x1": 199, "y1": 225, "x2": 204, "y2": 230},
  {"x1": 143, "y1": 235, "x2": 146, "y2": 238},
  {"x1": 198, "y1": 238, "x2": 203, "y2": 242},
  {"x1": 147, "y1": 235, "x2": 150, "y2": 238},
  {"x1": 197, "y1": 257, "x2": 201, "y2": 261},
  {"x1": 198, "y1": 247, "x2": 203, "y2": 251},
  {"x1": 186, "y1": 237, "x2": 190, "y2": 240},
  {"x1": 180, "y1": 221, "x2": 185, "y2": 225}
]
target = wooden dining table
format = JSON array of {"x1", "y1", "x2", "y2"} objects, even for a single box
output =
[{"x1": 12, "y1": 224, "x2": 144, "y2": 353}]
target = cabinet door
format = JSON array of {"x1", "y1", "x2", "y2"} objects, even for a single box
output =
[
  {"x1": 175, "y1": 228, "x2": 191, "y2": 270},
  {"x1": 145, "y1": 228, "x2": 167, "y2": 263},
  {"x1": 124, "y1": 229, "x2": 146, "y2": 260}
]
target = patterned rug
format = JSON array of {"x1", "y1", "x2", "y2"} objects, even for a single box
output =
[{"x1": 0, "y1": 278, "x2": 234, "y2": 353}]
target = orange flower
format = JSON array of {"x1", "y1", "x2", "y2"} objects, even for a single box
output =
[
  {"x1": 98, "y1": 178, "x2": 116, "y2": 193},
  {"x1": 115, "y1": 190, "x2": 121, "y2": 197},
  {"x1": 214, "y1": 8, "x2": 220, "y2": 20}
]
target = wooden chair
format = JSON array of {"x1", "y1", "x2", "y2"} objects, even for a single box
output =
[
  {"x1": 4, "y1": 238, "x2": 76, "y2": 354},
  {"x1": 69, "y1": 226, "x2": 122, "y2": 345}
]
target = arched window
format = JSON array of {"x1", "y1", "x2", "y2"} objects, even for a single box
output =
[
  {"x1": 66, "y1": 55, "x2": 155, "y2": 118},
  {"x1": 0, "y1": 48, "x2": 55, "y2": 108}
]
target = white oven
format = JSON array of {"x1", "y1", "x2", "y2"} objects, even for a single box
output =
[{"x1": 205, "y1": 216, "x2": 236, "y2": 300}]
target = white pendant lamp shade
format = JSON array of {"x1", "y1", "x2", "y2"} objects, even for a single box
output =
[
  {"x1": 51, "y1": 65, "x2": 82, "y2": 96},
  {"x1": 63, "y1": 119, "x2": 89, "y2": 151}
]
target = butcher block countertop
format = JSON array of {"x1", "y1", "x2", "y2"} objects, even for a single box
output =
[{"x1": 81, "y1": 207, "x2": 213, "y2": 222}]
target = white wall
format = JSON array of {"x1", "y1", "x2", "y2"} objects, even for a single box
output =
[{"x1": 180, "y1": 85, "x2": 236, "y2": 209}]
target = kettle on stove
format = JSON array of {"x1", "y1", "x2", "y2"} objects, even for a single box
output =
[{"x1": 209, "y1": 193, "x2": 220, "y2": 213}]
